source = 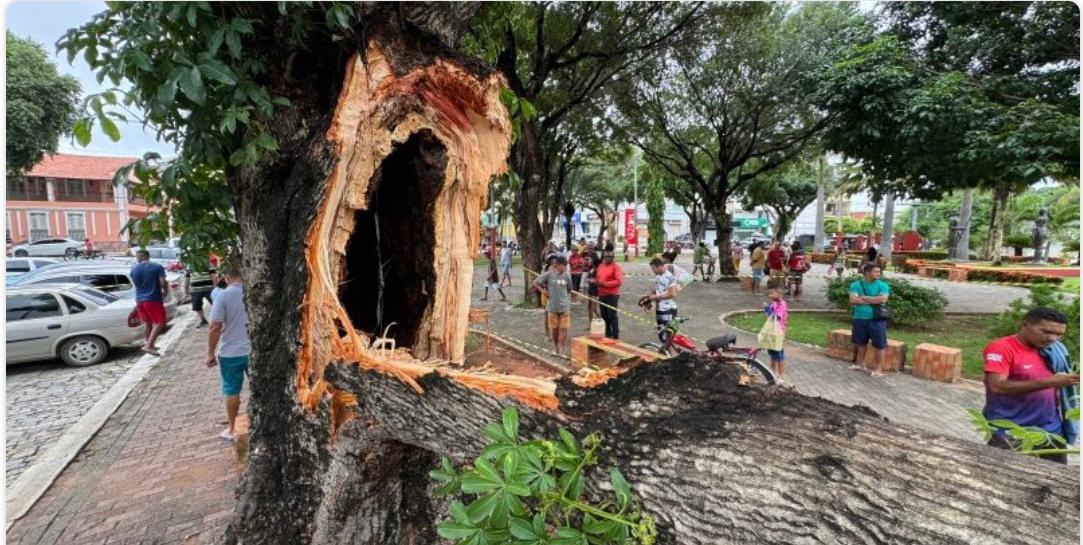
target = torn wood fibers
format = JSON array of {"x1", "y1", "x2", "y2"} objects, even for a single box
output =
[{"x1": 299, "y1": 44, "x2": 582, "y2": 424}]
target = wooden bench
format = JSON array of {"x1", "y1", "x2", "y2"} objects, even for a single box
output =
[
  {"x1": 912, "y1": 343, "x2": 962, "y2": 383},
  {"x1": 570, "y1": 336, "x2": 664, "y2": 370},
  {"x1": 825, "y1": 329, "x2": 907, "y2": 372}
]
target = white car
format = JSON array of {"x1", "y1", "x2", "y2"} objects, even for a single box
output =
[
  {"x1": 8, "y1": 262, "x2": 181, "y2": 315},
  {"x1": 6, "y1": 284, "x2": 154, "y2": 366},
  {"x1": 6, "y1": 257, "x2": 59, "y2": 279},
  {"x1": 10, "y1": 238, "x2": 86, "y2": 257}
]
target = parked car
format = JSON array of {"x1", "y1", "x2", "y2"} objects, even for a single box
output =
[
  {"x1": 7, "y1": 262, "x2": 184, "y2": 311},
  {"x1": 6, "y1": 284, "x2": 161, "y2": 366},
  {"x1": 6, "y1": 257, "x2": 59, "y2": 279},
  {"x1": 10, "y1": 238, "x2": 86, "y2": 257}
]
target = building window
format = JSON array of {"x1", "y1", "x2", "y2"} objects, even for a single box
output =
[
  {"x1": 65, "y1": 179, "x2": 87, "y2": 197},
  {"x1": 67, "y1": 213, "x2": 86, "y2": 241},
  {"x1": 28, "y1": 212, "x2": 49, "y2": 242}
]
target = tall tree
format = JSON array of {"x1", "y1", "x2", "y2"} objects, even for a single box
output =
[
  {"x1": 6, "y1": 31, "x2": 81, "y2": 174},
  {"x1": 610, "y1": 2, "x2": 867, "y2": 276},
  {"x1": 466, "y1": 2, "x2": 700, "y2": 301},
  {"x1": 644, "y1": 173, "x2": 666, "y2": 255},
  {"x1": 741, "y1": 157, "x2": 821, "y2": 242}
]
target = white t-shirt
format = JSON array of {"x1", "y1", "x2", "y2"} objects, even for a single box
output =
[
  {"x1": 209, "y1": 283, "x2": 252, "y2": 358},
  {"x1": 653, "y1": 272, "x2": 678, "y2": 312}
]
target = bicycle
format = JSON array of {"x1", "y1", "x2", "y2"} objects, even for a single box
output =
[
  {"x1": 64, "y1": 247, "x2": 105, "y2": 260},
  {"x1": 639, "y1": 316, "x2": 777, "y2": 386}
]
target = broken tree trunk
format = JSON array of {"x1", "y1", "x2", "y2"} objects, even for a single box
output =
[{"x1": 225, "y1": 9, "x2": 1078, "y2": 545}]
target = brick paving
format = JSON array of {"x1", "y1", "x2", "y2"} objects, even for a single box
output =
[
  {"x1": 6, "y1": 347, "x2": 147, "y2": 483},
  {"x1": 6, "y1": 323, "x2": 243, "y2": 545},
  {"x1": 478, "y1": 256, "x2": 1040, "y2": 444}
]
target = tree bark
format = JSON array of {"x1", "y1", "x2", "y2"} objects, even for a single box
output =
[
  {"x1": 712, "y1": 205, "x2": 737, "y2": 278},
  {"x1": 512, "y1": 123, "x2": 546, "y2": 305},
  {"x1": 984, "y1": 183, "x2": 1011, "y2": 264},
  {"x1": 880, "y1": 192, "x2": 896, "y2": 262},
  {"x1": 955, "y1": 187, "x2": 974, "y2": 261},
  {"x1": 813, "y1": 156, "x2": 827, "y2": 252}
]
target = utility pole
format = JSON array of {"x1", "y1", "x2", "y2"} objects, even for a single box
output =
[{"x1": 632, "y1": 148, "x2": 640, "y2": 257}]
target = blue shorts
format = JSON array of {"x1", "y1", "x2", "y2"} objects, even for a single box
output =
[
  {"x1": 752, "y1": 270, "x2": 764, "y2": 282},
  {"x1": 219, "y1": 355, "x2": 249, "y2": 396},
  {"x1": 852, "y1": 319, "x2": 888, "y2": 350},
  {"x1": 767, "y1": 349, "x2": 784, "y2": 362}
]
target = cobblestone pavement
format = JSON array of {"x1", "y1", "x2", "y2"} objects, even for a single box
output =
[
  {"x1": 7, "y1": 320, "x2": 243, "y2": 545},
  {"x1": 475, "y1": 256, "x2": 1042, "y2": 444},
  {"x1": 6, "y1": 346, "x2": 148, "y2": 484}
]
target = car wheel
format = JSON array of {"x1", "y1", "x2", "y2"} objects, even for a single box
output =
[
  {"x1": 59, "y1": 336, "x2": 108, "y2": 367},
  {"x1": 14, "y1": 249, "x2": 28, "y2": 257}
]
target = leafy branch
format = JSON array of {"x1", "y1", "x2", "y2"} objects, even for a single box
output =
[{"x1": 430, "y1": 407, "x2": 657, "y2": 545}]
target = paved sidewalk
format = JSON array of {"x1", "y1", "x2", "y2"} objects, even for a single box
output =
[
  {"x1": 479, "y1": 258, "x2": 1018, "y2": 444},
  {"x1": 7, "y1": 322, "x2": 243, "y2": 545}
]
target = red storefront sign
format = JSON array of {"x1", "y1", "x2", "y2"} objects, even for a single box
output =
[{"x1": 624, "y1": 208, "x2": 638, "y2": 246}]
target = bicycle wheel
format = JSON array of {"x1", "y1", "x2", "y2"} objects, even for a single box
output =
[
  {"x1": 741, "y1": 354, "x2": 777, "y2": 386},
  {"x1": 638, "y1": 342, "x2": 674, "y2": 357}
]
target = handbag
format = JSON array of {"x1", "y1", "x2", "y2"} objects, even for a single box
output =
[
  {"x1": 757, "y1": 315, "x2": 785, "y2": 351},
  {"x1": 859, "y1": 281, "x2": 892, "y2": 321}
]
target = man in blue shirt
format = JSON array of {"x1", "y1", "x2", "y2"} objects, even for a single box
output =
[
  {"x1": 849, "y1": 263, "x2": 890, "y2": 376},
  {"x1": 130, "y1": 249, "x2": 169, "y2": 356}
]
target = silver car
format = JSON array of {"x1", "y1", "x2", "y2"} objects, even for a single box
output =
[
  {"x1": 8, "y1": 262, "x2": 185, "y2": 307},
  {"x1": 5, "y1": 257, "x2": 59, "y2": 279},
  {"x1": 10, "y1": 238, "x2": 85, "y2": 257},
  {"x1": 6, "y1": 284, "x2": 163, "y2": 366}
]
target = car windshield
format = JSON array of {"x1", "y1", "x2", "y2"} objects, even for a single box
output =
[{"x1": 74, "y1": 286, "x2": 118, "y2": 305}]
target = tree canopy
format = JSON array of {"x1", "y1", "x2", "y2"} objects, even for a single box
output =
[{"x1": 6, "y1": 31, "x2": 81, "y2": 175}]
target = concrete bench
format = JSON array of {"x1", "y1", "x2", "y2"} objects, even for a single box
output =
[
  {"x1": 570, "y1": 336, "x2": 663, "y2": 370},
  {"x1": 825, "y1": 329, "x2": 907, "y2": 372},
  {"x1": 912, "y1": 343, "x2": 962, "y2": 383}
]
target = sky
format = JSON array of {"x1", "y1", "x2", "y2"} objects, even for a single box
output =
[{"x1": 5, "y1": 0, "x2": 176, "y2": 159}]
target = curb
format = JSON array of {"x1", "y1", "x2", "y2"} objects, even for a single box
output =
[
  {"x1": 5, "y1": 310, "x2": 198, "y2": 527},
  {"x1": 718, "y1": 308, "x2": 987, "y2": 392}
]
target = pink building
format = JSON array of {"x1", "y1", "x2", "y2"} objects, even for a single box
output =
[{"x1": 7, "y1": 153, "x2": 155, "y2": 247}]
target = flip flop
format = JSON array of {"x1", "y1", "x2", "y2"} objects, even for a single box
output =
[{"x1": 142, "y1": 347, "x2": 161, "y2": 357}]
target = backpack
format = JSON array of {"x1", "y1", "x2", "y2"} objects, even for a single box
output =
[{"x1": 791, "y1": 253, "x2": 811, "y2": 273}]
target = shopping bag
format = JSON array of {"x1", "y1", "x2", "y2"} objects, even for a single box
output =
[{"x1": 757, "y1": 316, "x2": 785, "y2": 351}]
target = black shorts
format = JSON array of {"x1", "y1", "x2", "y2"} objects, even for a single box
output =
[
  {"x1": 191, "y1": 290, "x2": 212, "y2": 312},
  {"x1": 571, "y1": 273, "x2": 582, "y2": 292}
]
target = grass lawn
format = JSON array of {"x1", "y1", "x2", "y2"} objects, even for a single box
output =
[
  {"x1": 1057, "y1": 277, "x2": 1080, "y2": 294},
  {"x1": 726, "y1": 311, "x2": 996, "y2": 379}
]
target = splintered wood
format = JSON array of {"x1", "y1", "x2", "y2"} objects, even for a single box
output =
[{"x1": 297, "y1": 44, "x2": 575, "y2": 415}]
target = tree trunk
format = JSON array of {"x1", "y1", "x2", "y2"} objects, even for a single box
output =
[
  {"x1": 813, "y1": 157, "x2": 826, "y2": 252},
  {"x1": 712, "y1": 205, "x2": 737, "y2": 278},
  {"x1": 512, "y1": 122, "x2": 547, "y2": 305},
  {"x1": 224, "y1": 14, "x2": 1079, "y2": 545},
  {"x1": 984, "y1": 183, "x2": 1011, "y2": 264},
  {"x1": 773, "y1": 210, "x2": 792, "y2": 243},
  {"x1": 880, "y1": 192, "x2": 896, "y2": 262},
  {"x1": 954, "y1": 187, "x2": 974, "y2": 261}
]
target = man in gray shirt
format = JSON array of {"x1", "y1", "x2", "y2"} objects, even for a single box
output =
[
  {"x1": 205, "y1": 266, "x2": 251, "y2": 442},
  {"x1": 533, "y1": 255, "x2": 573, "y2": 355}
]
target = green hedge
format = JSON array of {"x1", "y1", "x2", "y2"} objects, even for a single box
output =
[
  {"x1": 966, "y1": 269, "x2": 1064, "y2": 285},
  {"x1": 825, "y1": 275, "x2": 948, "y2": 327}
]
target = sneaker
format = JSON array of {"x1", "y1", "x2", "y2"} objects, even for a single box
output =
[
  {"x1": 848, "y1": 364, "x2": 863, "y2": 371},
  {"x1": 870, "y1": 371, "x2": 883, "y2": 378},
  {"x1": 197, "y1": 320, "x2": 208, "y2": 329},
  {"x1": 219, "y1": 429, "x2": 236, "y2": 442}
]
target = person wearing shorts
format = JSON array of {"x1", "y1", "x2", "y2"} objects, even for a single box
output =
[
  {"x1": 849, "y1": 264, "x2": 890, "y2": 376},
  {"x1": 749, "y1": 242, "x2": 766, "y2": 294},
  {"x1": 534, "y1": 256, "x2": 573, "y2": 355},
  {"x1": 206, "y1": 266, "x2": 252, "y2": 442},
  {"x1": 130, "y1": 249, "x2": 169, "y2": 356},
  {"x1": 187, "y1": 267, "x2": 216, "y2": 327}
]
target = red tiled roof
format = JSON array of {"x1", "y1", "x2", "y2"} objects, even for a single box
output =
[{"x1": 27, "y1": 153, "x2": 137, "y2": 181}]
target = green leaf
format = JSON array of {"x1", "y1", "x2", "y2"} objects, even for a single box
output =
[
  {"x1": 157, "y1": 67, "x2": 185, "y2": 106},
  {"x1": 130, "y1": 50, "x2": 153, "y2": 72},
  {"x1": 502, "y1": 407, "x2": 519, "y2": 440},
  {"x1": 254, "y1": 133, "x2": 278, "y2": 151},
  {"x1": 199, "y1": 59, "x2": 236, "y2": 85},
  {"x1": 100, "y1": 116, "x2": 121, "y2": 142},
  {"x1": 558, "y1": 429, "x2": 579, "y2": 455},
  {"x1": 73, "y1": 118, "x2": 92, "y2": 147},
  {"x1": 179, "y1": 66, "x2": 206, "y2": 104},
  {"x1": 508, "y1": 517, "x2": 539, "y2": 540},
  {"x1": 437, "y1": 521, "x2": 480, "y2": 541},
  {"x1": 272, "y1": 96, "x2": 291, "y2": 107},
  {"x1": 609, "y1": 467, "x2": 631, "y2": 510},
  {"x1": 207, "y1": 28, "x2": 225, "y2": 54},
  {"x1": 465, "y1": 491, "x2": 501, "y2": 524},
  {"x1": 225, "y1": 30, "x2": 242, "y2": 58}
]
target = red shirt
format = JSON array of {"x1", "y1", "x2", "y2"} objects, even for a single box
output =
[
  {"x1": 767, "y1": 249, "x2": 785, "y2": 270},
  {"x1": 982, "y1": 335, "x2": 1060, "y2": 433},
  {"x1": 595, "y1": 262, "x2": 623, "y2": 297},
  {"x1": 569, "y1": 253, "x2": 585, "y2": 274}
]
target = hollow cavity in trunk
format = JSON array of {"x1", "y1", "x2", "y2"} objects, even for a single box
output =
[{"x1": 340, "y1": 130, "x2": 447, "y2": 349}]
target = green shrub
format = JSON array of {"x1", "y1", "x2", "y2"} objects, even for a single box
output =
[
  {"x1": 826, "y1": 275, "x2": 948, "y2": 327},
  {"x1": 967, "y1": 269, "x2": 1064, "y2": 285},
  {"x1": 897, "y1": 251, "x2": 949, "y2": 261},
  {"x1": 988, "y1": 285, "x2": 1080, "y2": 364}
]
